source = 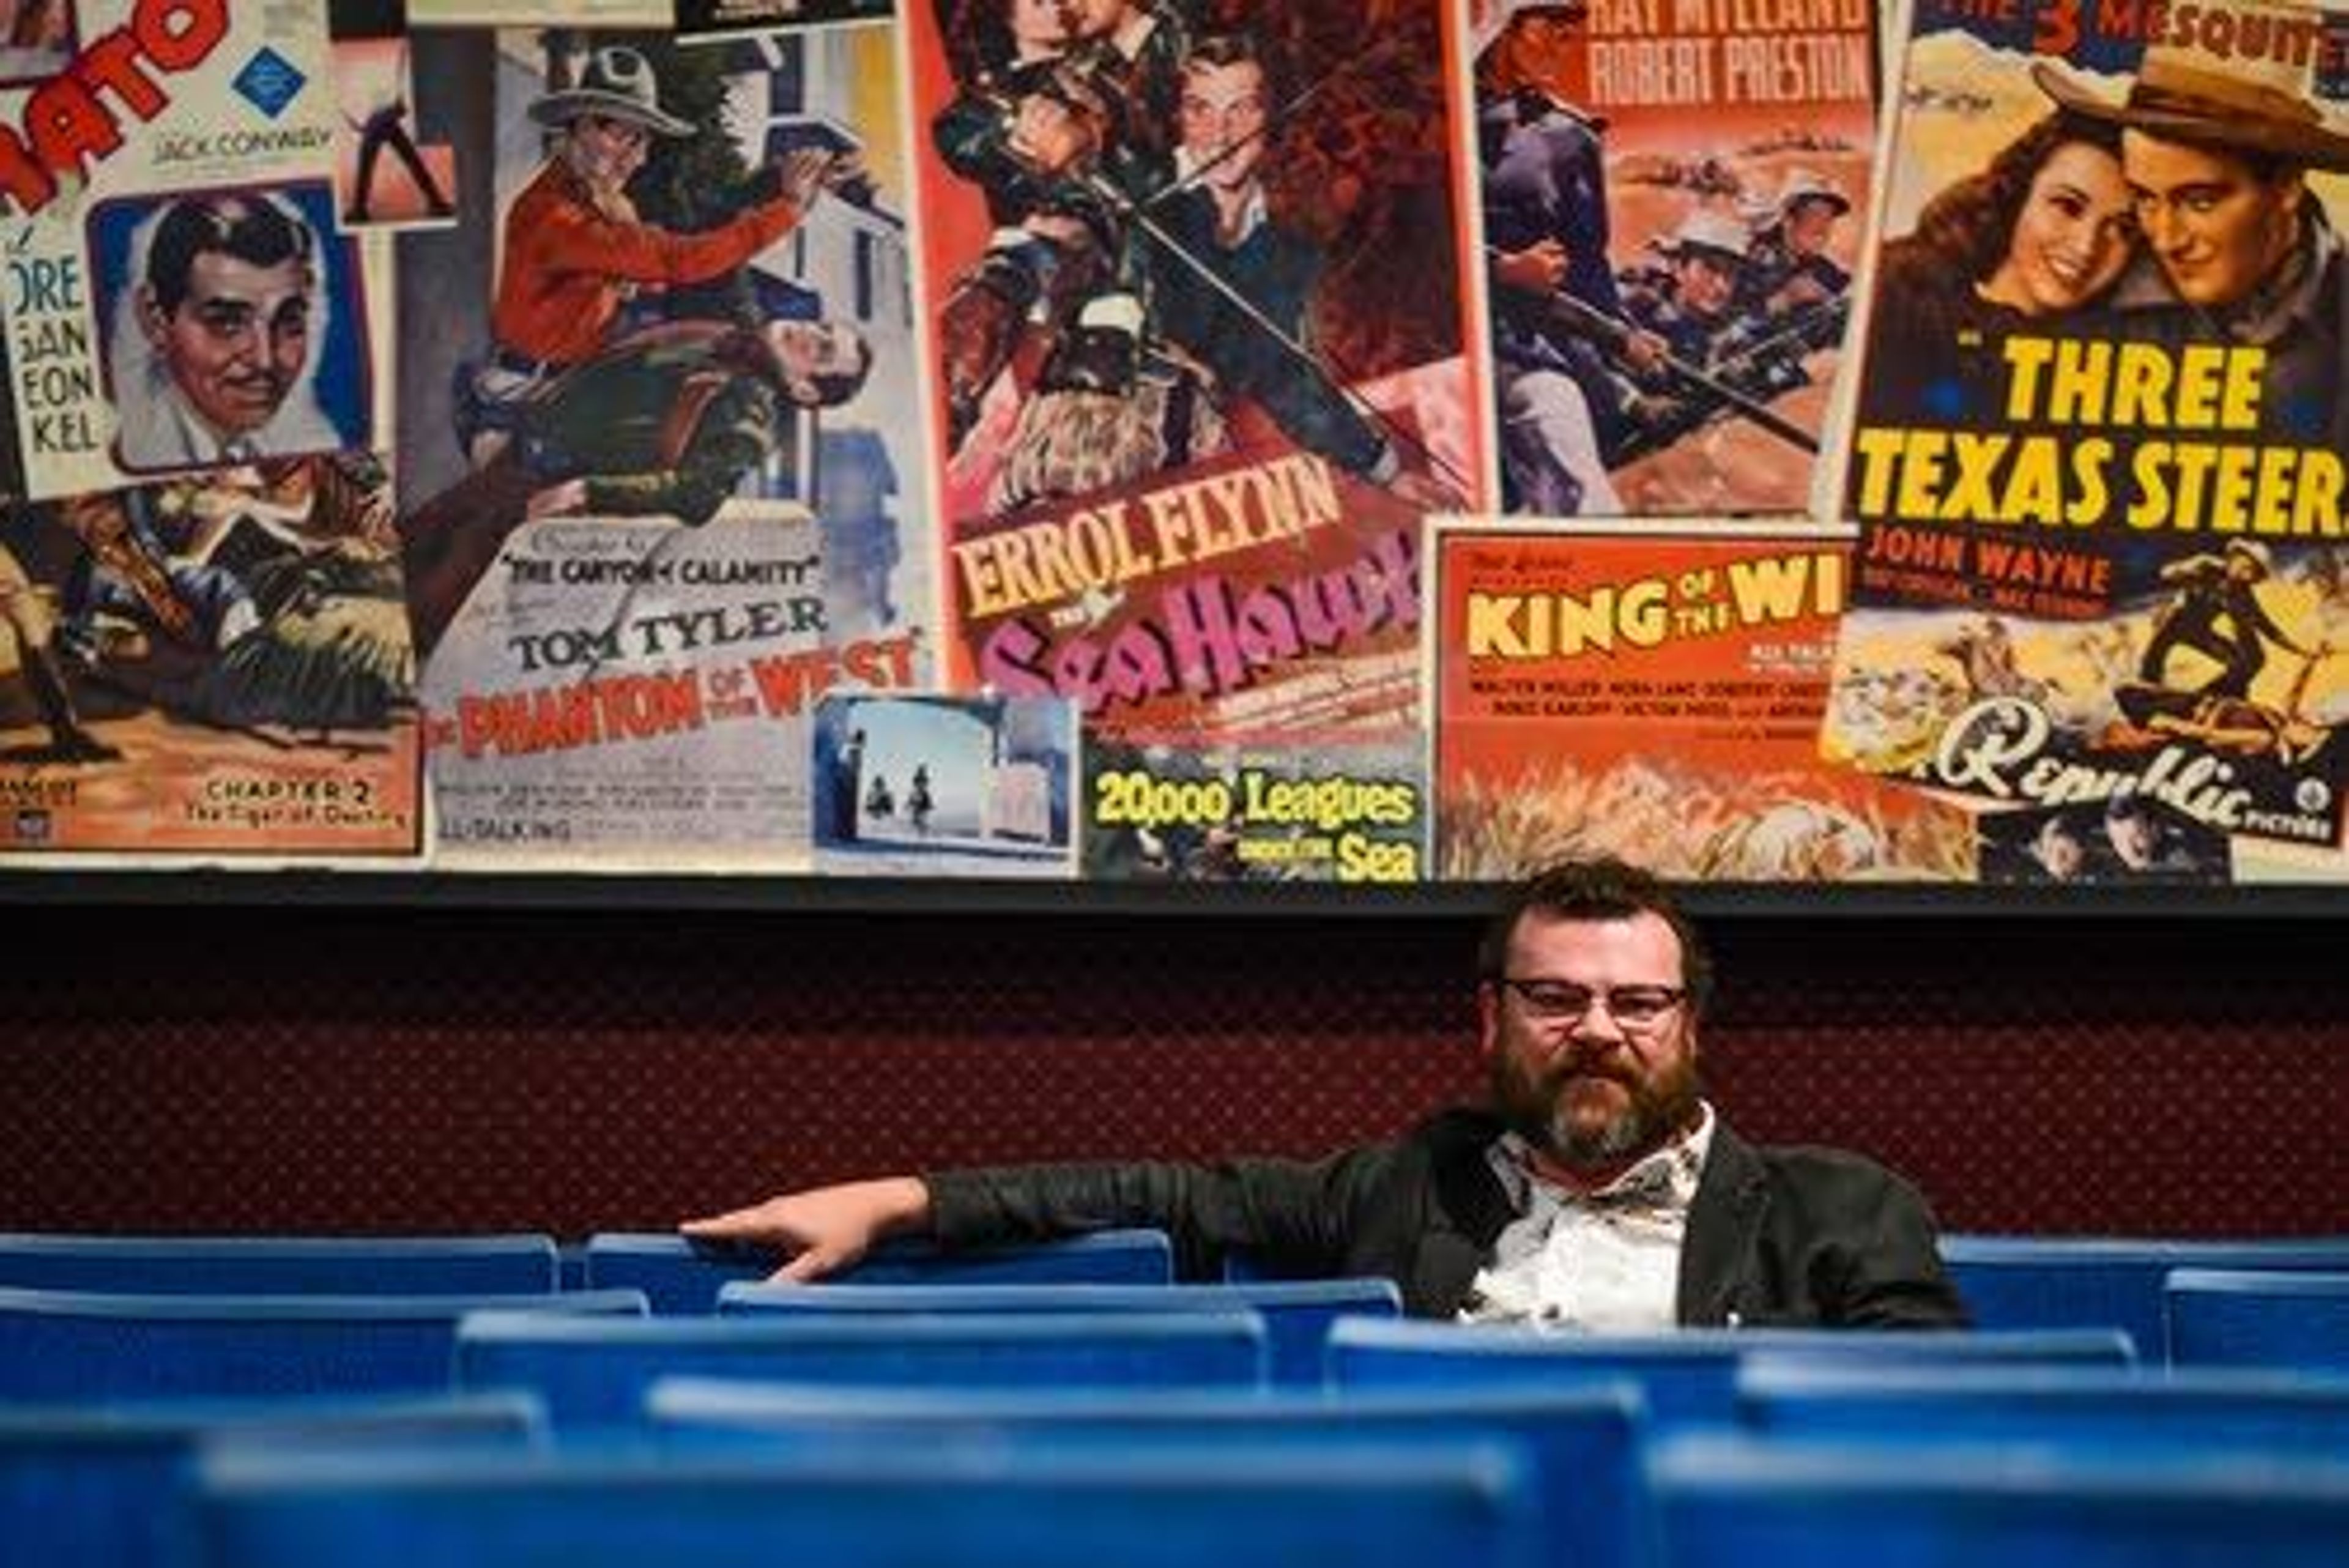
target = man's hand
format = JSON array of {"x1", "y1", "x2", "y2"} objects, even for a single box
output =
[
  {"x1": 774, "y1": 147, "x2": 842, "y2": 208},
  {"x1": 524, "y1": 479, "x2": 588, "y2": 519},
  {"x1": 1492, "y1": 239, "x2": 1569, "y2": 296},
  {"x1": 822, "y1": 150, "x2": 870, "y2": 193},
  {"x1": 1622, "y1": 327, "x2": 1669, "y2": 376},
  {"x1": 680, "y1": 1176, "x2": 933, "y2": 1284},
  {"x1": 1006, "y1": 94, "x2": 1097, "y2": 175},
  {"x1": 1626, "y1": 389, "x2": 1683, "y2": 426},
  {"x1": 1768, "y1": 274, "x2": 1830, "y2": 314}
]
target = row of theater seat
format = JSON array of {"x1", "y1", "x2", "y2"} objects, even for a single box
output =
[
  {"x1": 19, "y1": 1354, "x2": 2349, "y2": 1566},
  {"x1": 0, "y1": 1228, "x2": 1181, "y2": 1299},
  {"x1": 8, "y1": 1228, "x2": 2349, "y2": 1373},
  {"x1": 7, "y1": 1229, "x2": 2349, "y2": 1567},
  {"x1": 1939, "y1": 1233, "x2": 2349, "y2": 1364}
]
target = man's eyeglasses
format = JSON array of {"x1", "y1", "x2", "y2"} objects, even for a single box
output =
[{"x1": 1497, "y1": 979, "x2": 1686, "y2": 1030}]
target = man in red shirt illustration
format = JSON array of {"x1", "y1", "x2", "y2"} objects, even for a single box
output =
[{"x1": 460, "y1": 44, "x2": 850, "y2": 465}]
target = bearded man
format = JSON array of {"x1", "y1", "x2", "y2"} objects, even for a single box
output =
[{"x1": 684, "y1": 857, "x2": 1966, "y2": 1329}]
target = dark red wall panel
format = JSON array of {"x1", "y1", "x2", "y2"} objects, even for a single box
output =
[{"x1": 6, "y1": 903, "x2": 2342, "y2": 1238}]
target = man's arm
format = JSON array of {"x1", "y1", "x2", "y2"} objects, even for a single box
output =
[
  {"x1": 933, "y1": 87, "x2": 1096, "y2": 215},
  {"x1": 530, "y1": 381, "x2": 779, "y2": 527},
  {"x1": 2241, "y1": 590, "x2": 2310, "y2": 659},
  {"x1": 527, "y1": 149, "x2": 836, "y2": 288},
  {"x1": 1143, "y1": 218, "x2": 1436, "y2": 500},
  {"x1": 530, "y1": 193, "x2": 802, "y2": 288},
  {"x1": 684, "y1": 1176, "x2": 934, "y2": 1282},
  {"x1": 1831, "y1": 1167, "x2": 1970, "y2": 1329},
  {"x1": 685, "y1": 1149, "x2": 1390, "y2": 1285}
]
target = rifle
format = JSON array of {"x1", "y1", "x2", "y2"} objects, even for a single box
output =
[
  {"x1": 961, "y1": 33, "x2": 1471, "y2": 497},
  {"x1": 1711, "y1": 295, "x2": 1850, "y2": 388},
  {"x1": 1505, "y1": 271, "x2": 1819, "y2": 455},
  {"x1": 1080, "y1": 166, "x2": 1474, "y2": 499}
]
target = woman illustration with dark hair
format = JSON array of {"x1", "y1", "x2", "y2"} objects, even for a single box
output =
[{"x1": 1861, "y1": 110, "x2": 2138, "y2": 423}]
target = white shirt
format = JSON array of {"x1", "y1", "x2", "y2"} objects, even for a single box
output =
[
  {"x1": 116, "y1": 363, "x2": 343, "y2": 472},
  {"x1": 1458, "y1": 1102, "x2": 1716, "y2": 1332}
]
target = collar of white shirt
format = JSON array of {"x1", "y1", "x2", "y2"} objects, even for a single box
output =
[
  {"x1": 1459, "y1": 1104, "x2": 1717, "y2": 1331},
  {"x1": 1485, "y1": 1102, "x2": 1715, "y2": 1216}
]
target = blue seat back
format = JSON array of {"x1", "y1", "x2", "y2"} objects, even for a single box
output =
[
  {"x1": 1735, "y1": 1328, "x2": 2136, "y2": 1372},
  {"x1": 198, "y1": 1439, "x2": 1541, "y2": 1568},
  {"x1": 2165, "y1": 1268, "x2": 2349, "y2": 1370},
  {"x1": 717, "y1": 1278, "x2": 1400, "y2": 1386},
  {"x1": 1739, "y1": 1362, "x2": 2349, "y2": 1449},
  {"x1": 1326, "y1": 1320, "x2": 2130, "y2": 1427},
  {"x1": 646, "y1": 1377, "x2": 1649, "y2": 1568},
  {"x1": 0, "y1": 1288, "x2": 647, "y2": 1400},
  {"x1": 0, "y1": 1390, "x2": 542, "y2": 1568},
  {"x1": 557, "y1": 1243, "x2": 591, "y2": 1292},
  {"x1": 458, "y1": 1309, "x2": 1269, "y2": 1427},
  {"x1": 585, "y1": 1229, "x2": 1175, "y2": 1312},
  {"x1": 1650, "y1": 1430, "x2": 2349, "y2": 1566},
  {"x1": 1940, "y1": 1236, "x2": 2349, "y2": 1358},
  {"x1": 0, "y1": 1234, "x2": 560, "y2": 1295}
]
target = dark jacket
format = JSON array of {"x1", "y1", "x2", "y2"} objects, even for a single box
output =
[
  {"x1": 516, "y1": 320, "x2": 789, "y2": 526},
  {"x1": 927, "y1": 1107, "x2": 1967, "y2": 1328},
  {"x1": 1141, "y1": 185, "x2": 1386, "y2": 478},
  {"x1": 1480, "y1": 88, "x2": 1624, "y2": 346},
  {"x1": 397, "y1": 321, "x2": 789, "y2": 657}
]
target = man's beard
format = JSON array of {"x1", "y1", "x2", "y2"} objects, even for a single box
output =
[{"x1": 1490, "y1": 1045, "x2": 1701, "y2": 1172}]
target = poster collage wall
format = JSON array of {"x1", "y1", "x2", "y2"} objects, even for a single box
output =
[{"x1": 0, "y1": 0, "x2": 2341, "y2": 886}]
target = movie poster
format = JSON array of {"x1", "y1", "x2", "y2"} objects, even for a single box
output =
[
  {"x1": 1825, "y1": 0, "x2": 2349, "y2": 879},
  {"x1": 812, "y1": 690, "x2": 1076, "y2": 875},
  {"x1": 675, "y1": 0, "x2": 893, "y2": 46},
  {"x1": 1431, "y1": 518, "x2": 1973, "y2": 880},
  {"x1": 0, "y1": 0, "x2": 72, "y2": 87},
  {"x1": 914, "y1": 0, "x2": 1482, "y2": 745},
  {"x1": 1470, "y1": 0, "x2": 1876, "y2": 517},
  {"x1": 406, "y1": 0, "x2": 666, "y2": 25},
  {"x1": 0, "y1": 0, "x2": 420, "y2": 858},
  {"x1": 327, "y1": 31, "x2": 459, "y2": 234},
  {"x1": 0, "y1": 0, "x2": 376, "y2": 502},
  {"x1": 395, "y1": 23, "x2": 935, "y2": 868},
  {"x1": 1082, "y1": 727, "x2": 1424, "y2": 880},
  {"x1": 0, "y1": 456, "x2": 421, "y2": 855}
]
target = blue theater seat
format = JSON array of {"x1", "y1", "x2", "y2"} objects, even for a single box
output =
[
  {"x1": 1940, "y1": 1235, "x2": 2349, "y2": 1358},
  {"x1": 0, "y1": 1233, "x2": 561, "y2": 1296},
  {"x1": 0, "y1": 1389, "x2": 543, "y2": 1568},
  {"x1": 716, "y1": 1277, "x2": 1400, "y2": 1386},
  {"x1": 198, "y1": 1438, "x2": 1542, "y2": 1568},
  {"x1": 1650, "y1": 1430, "x2": 2349, "y2": 1566},
  {"x1": 1326, "y1": 1320, "x2": 2132, "y2": 1426},
  {"x1": 2165, "y1": 1268, "x2": 2349, "y2": 1370},
  {"x1": 584, "y1": 1228, "x2": 1175, "y2": 1312},
  {"x1": 647, "y1": 1376, "x2": 1649, "y2": 1568},
  {"x1": 1738, "y1": 1361, "x2": 2349, "y2": 1450},
  {"x1": 0, "y1": 1287, "x2": 647, "y2": 1400},
  {"x1": 457, "y1": 1309, "x2": 1269, "y2": 1427}
]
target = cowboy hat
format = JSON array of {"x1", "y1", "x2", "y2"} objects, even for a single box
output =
[
  {"x1": 1767, "y1": 166, "x2": 1850, "y2": 220},
  {"x1": 2032, "y1": 48, "x2": 2349, "y2": 173},
  {"x1": 1655, "y1": 209, "x2": 1752, "y2": 264},
  {"x1": 528, "y1": 45, "x2": 694, "y2": 139}
]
